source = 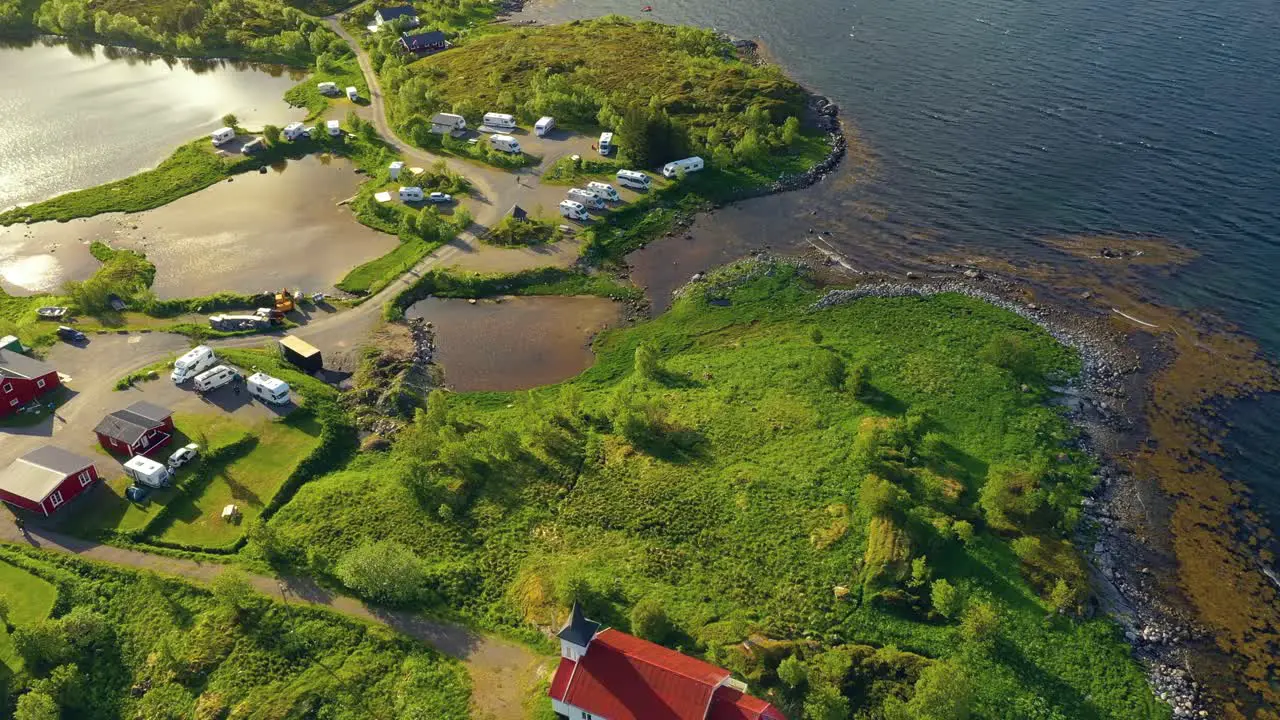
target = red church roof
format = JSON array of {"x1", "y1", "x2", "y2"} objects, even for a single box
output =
[{"x1": 549, "y1": 628, "x2": 786, "y2": 720}]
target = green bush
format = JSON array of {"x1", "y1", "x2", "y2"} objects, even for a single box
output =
[{"x1": 335, "y1": 540, "x2": 430, "y2": 606}]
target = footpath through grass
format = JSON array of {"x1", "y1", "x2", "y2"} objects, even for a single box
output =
[
  {"x1": 265, "y1": 261, "x2": 1165, "y2": 719},
  {"x1": 0, "y1": 546, "x2": 470, "y2": 718}
]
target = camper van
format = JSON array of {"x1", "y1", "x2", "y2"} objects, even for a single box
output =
[
  {"x1": 616, "y1": 169, "x2": 651, "y2": 191},
  {"x1": 211, "y1": 127, "x2": 235, "y2": 146},
  {"x1": 124, "y1": 456, "x2": 171, "y2": 489},
  {"x1": 482, "y1": 112, "x2": 517, "y2": 130},
  {"x1": 346, "y1": 86, "x2": 359, "y2": 101},
  {"x1": 598, "y1": 132, "x2": 614, "y2": 156},
  {"x1": 399, "y1": 186, "x2": 425, "y2": 202},
  {"x1": 586, "y1": 181, "x2": 621, "y2": 202},
  {"x1": 193, "y1": 365, "x2": 237, "y2": 393},
  {"x1": 317, "y1": 81, "x2": 339, "y2": 95},
  {"x1": 567, "y1": 188, "x2": 605, "y2": 209},
  {"x1": 326, "y1": 120, "x2": 342, "y2": 136},
  {"x1": 662, "y1": 156, "x2": 705, "y2": 178},
  {"x1": 559, "y1": 200, "x2": 589, "y2": 221},
  {"x1": 247, "y1": 373, "x2": 290, "y2": 405},
  {"x1": 489, "y1": 135, "x2": 522, "y2": 154},
  {"x1": 534, "y1": 116, "x2": 555, "y2": 136},
  {"x1": 171, "y1": 346, "x2": 217, "y2": 384},
  {"x1": 283, "y1": 122, "x2": 306, "y2": 141}
]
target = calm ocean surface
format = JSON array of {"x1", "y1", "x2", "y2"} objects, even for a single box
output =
[{"x1": 525, "y1": 0, "x2": 1280, "y2": 528}]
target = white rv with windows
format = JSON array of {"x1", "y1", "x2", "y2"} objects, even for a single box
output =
[
  {"x1": 399, "y1": 186, "x2": 425, "y2": 202},
  {"x1": 326, "y1": 120, "x2": 341, "y2": 136},
  {"x1": 481, "y1": 112, "x2": 517, "y2": 130},
  {"x1": 211, "y1": 127, "x2": 235, "y2": 146},
  {"x1": 489, "y1": 134, "x2": 522, "y2": 154},
  {"x1": 598, "y1": 132, "x2": 613, "y2": 155},
  {"x1": 193, "y1": 365, "x2": 236, "y2": 393},
  {"x1": 534, "y1": 116, "x2": 555, "y2": 136},
  {"x1": 567, "y1": 188, "x2": 605, "y2": 209},
  {"x1": 247, "y1": 373, "x2": 290, "y2": 405},
  {"x1": 615, "y1": 169, "x2": 651, "y2": 190},
  {"x1": 171, "y1": 346, "x2": 217, "y2": 384},
  {"x1": 586, "y1": 181, "x2": 620, "y2": 202},
  {"x1": 283, "y1": 122, "x2": 306, "y2": 141},
  {"x1": 346, "y1": 86, "x2": 359, "y2": 101},
  {"x1": 559, "y1": 200, "x2": 589, "y2": 221},
  {"x1": 662, "y1": 156, "x2": 705, "y2": 178}
]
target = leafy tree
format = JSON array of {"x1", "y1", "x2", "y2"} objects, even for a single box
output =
[
  {"x1": 634, "y1": 343, "x2": 661, "y2": 380},
  {"x1": 803, "y1": 682, "x2": 850, "y2": 720},
  {"x1": 1049, "y1": 578, "x2": 1077, "y2": 615},
  {"x1": 30, "y1": 664, "x2": 82, "y2": 710},
  {"x1": 211, "y1": 570, "x2": 263, "y2": 621},
  {"x1": 11, "y1": 622, "x2": 70, "y2": 674},
  {"x1": 952, "y1": 520, "x2": 975, "y2": 544},
  {"x1": 220, "y1": 113, "x2": 238, "y2": 129},
  {"x1": 909, "y1": 661, "x2": 973, "y2": 719},
  {"x1": 816, "y1": 350, "x2": 845, "y2": 390},
  {"x1": 777, "y1": 654, "x2": 808, "y2": 688},
  {"x1": 262, "y1": 124, "x2": 281, "y2": 145},
  {"x1": 980, "y1": 334, "x2": 1041, "y2": 381},
  {"x1": 979, "y1": 463, "x2": 1050, "y2": 533},
  {"x1": 629, "y1": 597, "x2": 673, "y2": 644},
  {"x1": 782, "y1": 115, "x2": 802, "y2": 145},
  {"x1": 845, "y1": 361, "x2": 869, "y2": 398},
  {"x1": 618, "y1": 104, "x2": 655, "y2": 167},
  {"x1": 960, "y1": 601, "x2": 1000, "y2": 648},
  {"x1": 931, "y1": 579, "x2": 965, "y2": 619},
  {"x1": 335, "y1": 539, "x2": 429, "y2": 606},
  {"x1": 14, "y1": 691, "x2": 58, "y2": 720},
  {"x1": 810, "y1": 328, "x2": 824, "y2": 344},
  {"x1": 909, "y1": 556, "x2": 931, "y2": 589},
  {"x1": 859, "y1": 474, "x2": 905, "y2": 516}
]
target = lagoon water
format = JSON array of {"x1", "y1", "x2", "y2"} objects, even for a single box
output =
[
  {"x1": 526, "y1": 0, "x2": 1280, "y2": 526},
  {"x1": 0, "y1": 40, "x2": 303, "y2": 211}
]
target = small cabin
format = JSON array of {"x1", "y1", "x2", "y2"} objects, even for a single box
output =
[
  {"x1": 389, "y1": 160, "x2": 406, "y2": 179},
  {"x1": 211, "y1": 127, "x2": 235, "y2": 146},
  {"x1": 400, "y1": 30, "x2": 448, "y2": 55},
  {"x1": 0, "y1": 348, "x2": 59, "y2": 418},
  {"x1": 95, "y1": 401, "x2": 174, "y2": 458},
  {"x1": 0, "y1": 447, "x2": 99, "y2": 517}
]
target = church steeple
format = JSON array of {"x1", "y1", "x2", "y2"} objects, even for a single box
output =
[{"x1": 557, "y1": 602, "x2": 601, "y2": 661}]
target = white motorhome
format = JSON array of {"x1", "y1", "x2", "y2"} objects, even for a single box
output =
[
  {"x1": 662, "y1": 156, "x2": 705, "y2": 178},
  {"x1": 193, "y1": 365, "x2": 237, "y2": 393},
  {"x1": 559, "y1": 200, "x2": 589, "y2": 221},
  {"x1": 534, "y1": 116, "x2": 555, "y2": 136},
  {"x1": 567, "y1": 188, "x2": 605, "y2": 209},
  {"x1": 317, "y1": 81, "x2": 339, "y2": 95},
  {"x1": 482, "y1": 112, "x2": 517, "y2": 130},
  {"x1": 326, "y1": 120, "x2": 342, "y2": 136},
  {"x1": 399, "y1": 186, "x2": 425, "y2": 202},
  {"x1": 211, "y1": 127, "x2": 235, "y2": 146},
  {"x1": 616, "y1": 169, "x2": 651, "y2": 190},
  {"x1": 489, "y1": 134, "x2": 522, "y2": 154},
  {"x1": 283, "y1": 122, "x2": 306, "y2": 140},
  {"x1": 124, "y1": 456, "x2": 171, "y2": 489},
  {"x1": 346, "y1": 86, "x2": 359, "y2": 101},
  {"x1": 247, "y1": 373, "x2": 290, "y2": 405},
  {"x1": 171, "y1": 346, "x2": 217, "y2": 384},
  {"x1": 598, "y1": 132, "x2": 614, "y2": 155},
  {"x1": 586, "y1": 181, "x2": 620, "y2": 201}
]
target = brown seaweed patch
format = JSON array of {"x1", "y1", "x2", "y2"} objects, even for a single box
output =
[{"x1": 1043, "y1": 234, "x2": 1199, "y2": 267}]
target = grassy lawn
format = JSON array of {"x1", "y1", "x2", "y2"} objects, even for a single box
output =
[
  {"x1": 336, "y1": 238, "x2": 437, "y2": 296},
  {"x1": 151, "y1": 411, "x2": 323, "y2": 548},
  {"x1": 0, "y1": 386, "x2": 71, "y2": 428},
  {"x1": 540, "y1": 154, "x2": 623, "y2": 186},
  {"x1": 276, "y1": 261, "x2": 1164, "y2": 718},
  {"x1": 0, "y1": 560, "x2": 57, "y2": 674},
  {"x1": 284, "y1": 56, "x2": 370, "y2": 121}
]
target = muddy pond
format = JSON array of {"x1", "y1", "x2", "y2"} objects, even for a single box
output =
[
  {"x1": 0, "y1": 156, "x2": 399, "y2": 298},
  {"x1": 405, "y1": 295, "x2": 621, "y2": 391}
]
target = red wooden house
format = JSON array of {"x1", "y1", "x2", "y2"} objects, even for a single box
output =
[
  {"x1": 549, "y1": 604, "x2": 787, "y2": 720},
  {"x1": 0, "y1": 446, "x2": 99, "y2": 516},
  {"x1": 0, "y1": 347, "x2": 60, "y2": 418},
  {"x1": 94, "y1": 401, "x2": 174, "y2": 457}
]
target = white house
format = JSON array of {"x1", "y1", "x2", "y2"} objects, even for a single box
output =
[
  {"x1": 548, "y1": 603, "x2": 788, "y2": 720},
  {"x1": 399, "y1": 186, "x2": 424, "y2": 202},
  {"x1": 326, "y1": 120, "x2": 341, "y2": 136}
]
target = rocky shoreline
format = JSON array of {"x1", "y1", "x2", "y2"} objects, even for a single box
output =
[{"x1": 812, "y1": 277, "x2": 1210, "y2": 718}]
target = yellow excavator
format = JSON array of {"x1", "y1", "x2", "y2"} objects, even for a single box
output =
[{"x1": 274, "y1": 288, "x2": 296, "y2": 314}]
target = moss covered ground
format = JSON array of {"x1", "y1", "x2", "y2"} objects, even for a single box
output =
[{"x1": 264, "y1": 262, "x2": 1164, "y2": 719}]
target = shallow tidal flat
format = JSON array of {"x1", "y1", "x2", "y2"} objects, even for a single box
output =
[
  {"x1": 0, "y1": 156, "x2": 398, "y2": 298},
  {"x1": 405, "y1": 295, "x2": 620, "y2": 391}
]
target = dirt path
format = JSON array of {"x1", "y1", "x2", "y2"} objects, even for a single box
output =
[{"x1": 0, "y1": 519, "x2": 548, "y2": 719}]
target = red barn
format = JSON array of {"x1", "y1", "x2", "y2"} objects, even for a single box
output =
[
  {"x1": 94, "y1": 401, "x2": 174, "y2": 457},
  {"x1": 0, "y1": 446, "x2": 99, "y2": 516},
  {"x1": 0, "y1": 347, "x2": 60, "y2": 417},
  {"x1": 549, "y1": 604, "x2": 787, "y2": 720}
]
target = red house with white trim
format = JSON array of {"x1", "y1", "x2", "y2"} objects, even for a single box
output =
[
  {"x1": 0, "y1": 348, "x2": 60, "y2": 417},
  {"x1": 94, "y1": 401, "x2": 174, "y2": 457},
  {"x1": 0, "y1": 446, "x2": 100, "y2": 516},
  {"x1": 549, "y1": 604, "x2": 787, "y2": 720}
]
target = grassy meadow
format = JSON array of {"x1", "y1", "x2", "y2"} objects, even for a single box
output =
[
  {"x1": 0, "y1": 546, "x2": 469, "y2": 718},
  {"x1": 0, "y1": 561, "x2": 58, "y2": 677},
  {"x1": 261, "y1": 262, "x2": 1164, "y2": 718}
]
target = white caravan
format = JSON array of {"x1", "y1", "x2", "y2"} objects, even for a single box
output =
[
  {"x1": 399, "y1": 186, "x2": 425, "y2": 202},
  {"x1": 283, "y1": 122, "x2": 306, "y2": 140},
  {"x1": 615, "y1": 169, "x2": 651, "y2": 190},
  {"x1": 559, "y1": 200, "x2": 589, "y2": 221},
  {"x1": 247, "y1": 373, "x2": 290, "y2": 405},
  {"x1": 567, "y1": 188, "x2": 605, "y2": 209},
  {"x1": 193, "y1": 365, "x2": 237, "y2": 393},
  {"x1": 489, "y1": 134, "x2": 522, "y2": 154},
  {"x1": 534, "y1": 116, "x2": 555, "y2": 136},
  {"x1": 326, "y1": 120, "x2": 341, "y2": 136},
  {"x1": 482, "y1": 112, "x2": 517, "y2": 130},
  {"x1": 662, "y1": 156, "x2": 705, "y2": 178},
  {"x1": 171, "y1": 346, "x2": 217, "y2": 384},
  {"x1": 211, "y1": 127, "x2": 235, "y2": 146},
  {"x1": 586, "y1": 181, "x2": 620, "y2": 201}
]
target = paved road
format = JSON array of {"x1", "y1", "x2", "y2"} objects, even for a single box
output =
[{"x1": 0, "y1": 518, "x2": 547, "y2": 719}]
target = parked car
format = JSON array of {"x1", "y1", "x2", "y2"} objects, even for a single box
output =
[
  {"x1": 167, "y1": 443, "x2": 200, "y2": 470},
  {"x1": 125, "y1": 484, "x2": 152, "y2": 503},
  {"x1": 428, "y1": 192, "x2": 453, "y2": 203},
  {"x1": 56, "y1": 325, "x2": 86, "y2": 343}
]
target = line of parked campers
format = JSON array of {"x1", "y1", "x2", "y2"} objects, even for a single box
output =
[
  {"x1": 170, "y1": 345, "x2": 291, "y2": 405},
  {"x1": 556, "y1": 159, "x2": 703, "y2": 221}
]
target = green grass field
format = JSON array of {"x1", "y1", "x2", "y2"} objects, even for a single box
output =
[
  {"x1": 0, "y1": 547, "x2": 470, "y2": 718},
  {"x1": 270, "y1": 262, "x2": 1164, "y2": 718},
  {"x1": 0, "y1": 561, "x2": 57, "y2": 675}
]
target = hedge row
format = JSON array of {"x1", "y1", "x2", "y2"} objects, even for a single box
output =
[{"x1": 384, "y1": 266, "x2": 640, "y2": 320}]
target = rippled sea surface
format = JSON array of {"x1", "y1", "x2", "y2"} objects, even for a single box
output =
[{"x1": 525, "y1": 0, "x2": 1280, "y2": 526}]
